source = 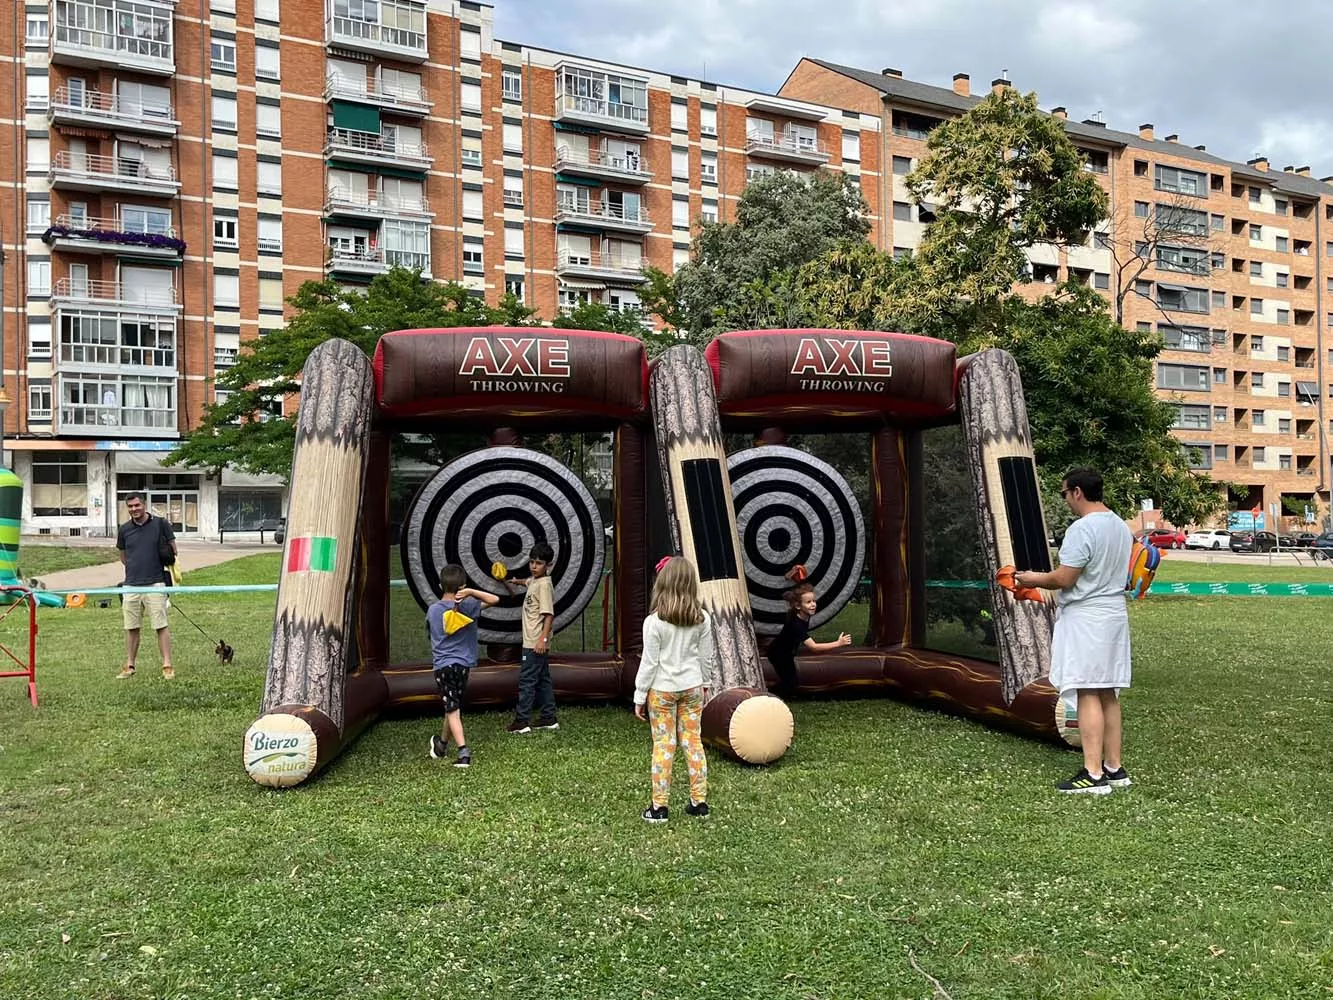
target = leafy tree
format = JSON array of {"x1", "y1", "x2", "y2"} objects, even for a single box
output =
[{"x1": 638, "y1": 171, "x2": 869, "y2": 347}]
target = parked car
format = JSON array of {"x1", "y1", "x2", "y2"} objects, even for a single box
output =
[
  {"x1": 1185, "y1": 529, "x2": 1231, "y2": 550},
  {"x1": 1308, "y1": 533, "x2": 1333, "y2": 559},
  {"x1": 1141, "y1": 527, "x2": 1186, "y2": 549},
  {"x1": 1291, "y1": 532, "x2": 1318, "y2": 548},
  {"x1": 1230, "y1": 530, "x2": 1277, "y2": 553}
]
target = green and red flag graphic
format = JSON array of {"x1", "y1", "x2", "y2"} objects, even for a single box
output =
[{"x1": 287, "y1": 535, "x2": 337, "y2": 573}]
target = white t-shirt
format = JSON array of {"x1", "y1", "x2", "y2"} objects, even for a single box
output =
[{"x1": 1056, "y1": 510, "x2": 1133, "y2": 607}]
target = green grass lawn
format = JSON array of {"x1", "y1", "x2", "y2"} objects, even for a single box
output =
[
  {"x1": 15, "y1": 545, "x2": 120, "y2": 581},
  {"x1": 1, "y1": 558, "x2": 1331, "y2": 998}
]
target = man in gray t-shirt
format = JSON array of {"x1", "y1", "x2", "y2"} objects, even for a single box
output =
[
  {"x1": 1017, "y1": 468, "x2": 1134, "y2": 796},
  {"x1": 115, "y1": 492, "x2": 176, "y2": 680}
]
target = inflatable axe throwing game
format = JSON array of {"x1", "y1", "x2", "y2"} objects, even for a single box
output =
[{"x1": 244, "y1": 327, "x2": 1075, "y2": 789}]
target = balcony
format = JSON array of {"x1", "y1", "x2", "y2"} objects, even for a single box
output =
[
  {"x1": 325, "y1": 127, "x2": 431, "y2": 171},
  {"x1": 324, "y1": 187, "x2": 431, "y2": 222},
  {"x1": 51, "y1": 0, "x2": 175, "y2": 76},
  {"x1": 50, "y1": 151, "x2": 179, "y2": 197},
  {"x1": 326, "y1": 245, "x2": 431, "y2": 280},
  {"x1": 43, "y1": 215, "x2": 184, "y2": 258},
  {"x1": 52, "y1": 278, "x2": 180, "y2": 312},
  {"x1": 556, "y1": 248, "x2": 645, "y2": 283},
  {"x1": 57, "y1": 373, "x2": 179, "y2": 439},
  {"x1": 555, "y1": 201, "x2": 653, "y2": 235},
  {"x1": 554, "y1": 145, "x2": 652, "y2": 185},
  {"x1": 324, "y1": 75, "x2": 430, "y2": 117},
  {"x1": 1297, "y1": 468, "x2": 1317, "y2": 477},
  {"x1": 555, "y1": 65, "x2": 650, "y2": 133},
  {"x1": 745, "y1": 131, "x2": 831, "y2": 165},
  {"x1": 49, "y1": 86, "x2": 178, "y2": 137},
  {"x1": 326, "y1": 4, "x2": 427, "y2": 63}
]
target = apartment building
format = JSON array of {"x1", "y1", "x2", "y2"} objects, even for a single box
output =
[
  {"x1": 0, "y1": 0, "x2": 881, "y2": 537},
  {"x1": 782, "y1": 60, "x2": 1333, "y2": 530}
]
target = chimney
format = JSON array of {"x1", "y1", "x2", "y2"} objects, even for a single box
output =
[
  {"x1": 1050, "y1": 106, "x2": 1067, "y2": 119},
  {"x1": 952, "y1": 72, "x2": 970, "y2": 97},
  {"x1": 1248, "y1": 156, "x2": 1269, "y2": 172},
  {"x1": 1283, "y1": 165, "x2": 1294, "y2": 173},
  {"x1": 1194, "y1": 144, "x2": 1206, "y2": 151},
  {"x1": 881, "y1": 67, "x2": 902, "y2": 78},
  {"x1": 1138, "y1": 123, "x2": 1153, "y2": 141},
  {"x1": 1297, "y1": 166, "x2": 1312, "y2": 177},
  {"x1": 1164, "y1": 133, "x2": 1179, "y2": 143},
  {"x1": 991, "y1": 77, "x2": 1011, "y2": 96},
  {"x1": 1081, "y1": 117, "x2": 1106, "y2": 128}
]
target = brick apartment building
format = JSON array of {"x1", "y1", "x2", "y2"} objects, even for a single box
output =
[{"x1": 0, "y1": 0, "x2": 1328, "y2": 537}]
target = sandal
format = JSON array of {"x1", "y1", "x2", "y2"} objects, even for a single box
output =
[
  {"x1": 116, "y1": 665, "x2": 136, "y2": 680},
  {"x1": 161, "y1": 665, "x2": 175, "y2": 680}
]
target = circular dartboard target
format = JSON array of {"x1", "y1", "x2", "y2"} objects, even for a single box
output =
[
  {"x1": 400, "y1": 447, "x2": 605, "y2": 644},
  {"x1": 727, "y1": 445, "x2": 865, "y2": 635}
]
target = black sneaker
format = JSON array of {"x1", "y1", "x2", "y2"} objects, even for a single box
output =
[
  {"x1": 642, "y1": 805, "x2": 669, "y2": 823},
  {"x1": 685, "y1": 801, "x2": 710, "y2": 817},
  {"x1": 535, "y1": 717, "x2": 560, "y2": 731},
  {"x1": 1056, "y1": 767, "x2": 1111, "y2": 795},
  {"x1": 454, "y1": 746, "x2": 472, "y2": 768},
  {"x1": 429, "y1": 735, "x2": 449, "y2": 760},
  {"x1": 1103, "y1": 763, "x2": 1132, "y2": 788},
  {"x1": 506, "y1": 720, "x2": 531, "y2": 735}
]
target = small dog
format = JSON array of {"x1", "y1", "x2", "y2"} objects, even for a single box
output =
[{"x1": 215, "y1": 639, "x2": 235, "y2": 665}]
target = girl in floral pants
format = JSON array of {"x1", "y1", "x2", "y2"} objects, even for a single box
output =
[{"x1": 634, "y1": 557, "x2": 713, "y2": 822}]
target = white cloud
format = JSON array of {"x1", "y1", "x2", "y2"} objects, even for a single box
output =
[
  {"x1": 1033, "y1": 1, "x2": 1140, "y2": 54},
  {"x1": 1256, "y1": 117, "x2": 1333, "y2": 171}
]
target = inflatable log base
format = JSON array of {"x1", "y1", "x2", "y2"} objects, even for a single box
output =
[
  {"x1": 701, "y1": 688, "x2": 795, "y2": 764},
  {"x1": 245, "y1": 338, "x2": 378, "y2": 788}
]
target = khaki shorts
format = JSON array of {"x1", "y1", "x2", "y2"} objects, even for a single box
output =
[{"x1": 124, "y1": 584, "x2": 169, "y2": 631}]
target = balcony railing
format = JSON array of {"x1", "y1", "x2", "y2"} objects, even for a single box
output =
[
  {"x1": 325, "y1": 127, "x2": 430, "y2": 169},
  {"x1": 44, "y1": 214, "x2": 184, "y2": 256},
  {"x1": 324, "y1": 187, "x2": 431, "y2": 219},
  {"x1": 324, "y1": 75, "x2": 429, "y2": 115},
  {"x1": 52, "y1": 1, "x2": 175, "y2": 75},
  {"x1": 326, "y1": 12, "x2": 427, "y2": 62},
  {"x1": 50, "y1": 151, "x2": 179, "y2": 194},
  {"x1": 1297, "y1": 468, "x2": 1316, "y2": 477},
  {"x1": 553, "y1": 145, "x2": 652, "y2": 184},
  {"x1": 555, "y1": 201, "x2": 652, "y2": 233},
  {"x1": 52, "y1": 278, "x2": 179, "y2": 309},
  {"x1": 326, "y1": 245, "x2": 430, "y2": 275},
  {"x1": 556, "y1": 248, "x2": 646, "y2": 281},
  {"x1": 556, "y1": 94, "x2": 650, "y2": 132},
  {"x1": 49, "y1": 86, "x2": 177, "y2": 134},
  {"x1": 745, "y1": 133, "x2": 831, "y2": 163}
]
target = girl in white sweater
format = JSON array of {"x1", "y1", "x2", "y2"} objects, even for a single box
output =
[{"x1": 634, "y1": 556, "x2": 713, "y2": 823}]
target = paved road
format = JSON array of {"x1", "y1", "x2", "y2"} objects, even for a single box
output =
[
  {"x1": 1156, "y1": 547, "x2": 1330, "y2": 568},
  {"x1": 28, "y1": 540, "x2": 279, "y2": 591}
]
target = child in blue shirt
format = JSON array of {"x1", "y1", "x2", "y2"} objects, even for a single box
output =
[{"x1": 427, "y1": 564, "x2": 499, "y2": 767}]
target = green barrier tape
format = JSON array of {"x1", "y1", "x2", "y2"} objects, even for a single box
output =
[{"x1": 924, "y1": 580, "x2": 1333, "y2": 597}]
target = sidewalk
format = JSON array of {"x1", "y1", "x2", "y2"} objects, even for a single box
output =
[{"x1": 33, "y1": 540, "x2": 278, "y2": 592}]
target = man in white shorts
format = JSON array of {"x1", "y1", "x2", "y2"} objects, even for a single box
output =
[{"x1": 1017, "y1": 468, "x2": 1133, "y2": 795}]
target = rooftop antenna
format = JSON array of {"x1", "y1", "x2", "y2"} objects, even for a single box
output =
[{"x1": 1001, "y1": 68, "x2": 1009, "y2": 81}]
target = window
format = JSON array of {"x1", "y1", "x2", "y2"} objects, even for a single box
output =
[
  {"x1": 1253, "y1": 447, "x2": 1266, "y2": 463},
  {"x1": 700, "y1": 106, "x2": 716, "y2": 136},
  {"x1": 257, "y1": 160, "x2": 281, "y2": 194},
  {"x1": 1251, "y1": 299, "x2": 1263, "y2": 316},
  {"x1": 1155, "y1": 164, "x2": 1206, "y2": 196},
  {"x1": 1276, "y1": 236, "x2": 1288, "y2": 253},
  {"x1": 214, "y1": 273, "x2": 239, "y2": 307},
  {"x1": 503, "y1": 123, "x2": 522, "y2": 152},
  {"x1": 28, "y1": 383, "x2": 52, "y2": 422},
  {"x1": 26, "y1": 14, "x2": 49, "y2": 43},
  {"x1": 28, "y1": 318, "x2": 51, "y2": 358},
  {"x1": 672, "y1": 199, "x2": 689, "y2": 228},
  {"x1": 505, "y1": 277, "x2": 524, "y2": 300},
  {"x1": 1277, "y1": 309, "x2": 1289, "y2": 325},
  {"x1": 255, "y1": 45, "x2": 280, "y2": 80},
  {"x1": 1279, "y1": 382, "x2": 1291, "y2": 397},
  {"x1": 1211, "y1": 213, "x2": 1224, "y2": 230},
  {"x1": 259, "y1": 278, "x2": 284, "y2": 310},
  {"x1": 701, "y1": 203, "x2": 717, "y2": 224},
  {"x1": 1214, "y1": 406, "x2": 1227, "y2": 421},
  {"x1": 502, "y1": 174, "x2": 523, "y2": 207},
  {"x1": 1252, "y1": 373, "x2": 1265, "y2": 388},
  {"x1": 747, "y1": 163, "x2": 775, "y2": 182},
  {"x1": 461, "y1": 83, "x2": 482, "y2": 112},
  {"x1": 1251, "y1": 335, "x2": 1264, "y2": 351},
  {"x1": 1158, "y1": 245, "x2": 1209, "y2": 275},
  {"x1": 1212, "y1": 290, "x2": 1226, "y2": 309},
  {"x1": 463, "y1": 190, "x2": 483, "y2": 219},
  {"x1": 701, "y1": 152, "x2": 717, "y2": 183},
  {"x1": 671, "y1": 102, "x2": 688, "y2": 131},
  {"x1": 212, "y1": 94, "x2": 237, "y2": 130},
  {"x1": 256, "y1": 104, "x2": 281, "y2": 137},
  {"x1": 1250, "y1": 261, "x2": 1263, "y2": 277},
  {"x1": 1276, "y1": 198, "x2": 1288, "y2": 216},
  {"x1": 211, "y1": 40, "x2": 236, "y2": 72},
  {"x1": 1279, "y1": 454, "x2": 1292, "y2": 470},
  {"x1": 28, "y1": 259, "x2": 50, "y2": 296},
  {"x1": 31, "y1": 456, "x2": 88, "y2": 516},
  {"x1": 1173, "y1": 404, "x2": 1211, "y2": 429},
  {"x1": 673, "y1": 247, "x2": 690, "y2": 269},
  {"x1": 460, "y1": 28, "x2": 481, "y2": 59},
  {"x1": 213, "y1": 217, "x2": 237, "y2": 248},
  {"x1": 1157, "y1": 285, "x2": 1209, "y2": 314},
  {"x1": 255, "y1": 0, "x2": 279, "y2": 21},
  {"x1": 1161, "y1": 326, "x2": 1210, "y2": 352},
  {"x1": 1134, "y1": 160, "x2": 1148, "y2": 176},
  {"x1": 893, "y1": 156, "x2": 913, "y2": 176},
  {"x1": 26, "y1": 137, "x2": 48, "y2": 171},
  {"x1": 1157, "y1": 363, "x2": 1210, "y2": 391},
  {"x1": 1156, "y1": 203, "x2": 1208, "y2": 236},
  {"x1": 1213, "y1": 368, "x2": 1227, "y2": 383},
  {"x1": 1134, "y1": 201, "x2": 1149, "y2": 218},
  {"x1": 1277, "y1": 346, "x2": 1290, "y2": 362},
  {"x1": 893, "y1": 202, "x2": 912, "y2": 222},
  {"x1": 842, "y1": 132, "x2": 860, "y2": 162},
  {"x1": 671, "y1": 148, "x2": 689, "y2": 179},
  {"x1": 502, "y1": 69, "x2": 522, "y2": 101},
  {"x1": 1276, "y1": 271, "x2": 1288, "y2": 288},
  {"x1": 504, "y1": 228, "x2": 524, "y2": 256},
  {"x1": 27, "y1": 201, "x2": 50, "y2": 233},
  {"x1": 1249, "y1": 224, "x2": 1262, "y2": 241},
  {"x1": 1211, "y1": 252, "x2": 1225, "y2": 270},
  {"x1": 26, "y1": 74, "x2": 49, "y2": 111},
  {"x1": 258, "y1": 217, "x2": 282, "y2": 253},
  {"x1": 462, "y1": 242, "x2": 483, "y2": 274},
  {"x1": 1214, "y1": 444, "x2": 1227, "y2": 462},
  {"x1": 461, "y1": 146, "x2": 482, "y2": 168}
]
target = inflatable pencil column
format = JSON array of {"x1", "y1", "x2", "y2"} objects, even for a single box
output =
[
  {"x1": 955, "y1": 350, "x2": 1070, "y2": 737},
  {"x1": 0, "y1": 468, "x2": 25, "y2": 589},
  {"x1": 243, "y1": 339, "x2": 387, "y2": 787},
  {"x1": 648, "y1": 346, "x2": 793, "y2": 764}
]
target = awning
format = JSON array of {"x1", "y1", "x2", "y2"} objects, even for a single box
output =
[
  {"x1": 1297, "y1": 381, "x2": 1319, "y2": 397},
  {"x1": 221, "y1": 469, "x2": 286, "y2": 488},
  {"x1": 325, "y1": 160, "x2": 426, "y2": 180},
  {"x1": 115, "y1": 450, "x2": 197, "y2": 475},
  {"x1": 554, "y1": 173, "x2": 601, "y2": 187},
  {"x1": 118, "y1": 254, "x2": 183, "y2": 267},
  {"x1": 331, "y1": 100, "x2": 381, "y2": 133},
  {"x1": 553, "y1": 122, "x2": 598, "y2": 134}
]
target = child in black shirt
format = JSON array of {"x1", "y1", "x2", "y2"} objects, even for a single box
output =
[{"x1": 764, "y1": 583, "x2": 852, "y2": 697}]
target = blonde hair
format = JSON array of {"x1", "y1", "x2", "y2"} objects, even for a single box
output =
[{"x1": 651, "y1": 557, "x2": 705, "y2": 627}]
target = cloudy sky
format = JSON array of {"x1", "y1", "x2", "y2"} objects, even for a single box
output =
[{"x1": 493, "y1": 0, "x2": 1333, "y2": 175}]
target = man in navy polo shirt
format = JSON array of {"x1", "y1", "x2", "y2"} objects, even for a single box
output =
[{"x1": 115, "y1": 492, "x2": 176, "y2": 680}]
